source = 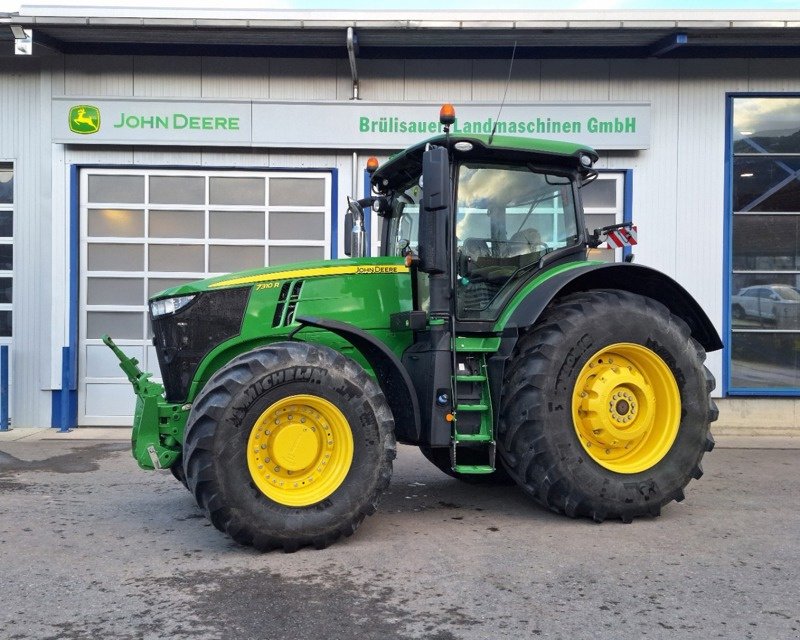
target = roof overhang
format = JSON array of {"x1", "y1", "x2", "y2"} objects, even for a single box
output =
[{"x1": 2, "y1": 9, "x2": 800, "y2": 58}]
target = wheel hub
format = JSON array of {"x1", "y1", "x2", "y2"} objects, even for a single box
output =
[
  {"x1": 247, "y1": 394, "x2": 354, "y2": 507},
  {"x1": 572, "y1": 343, "x2": 680, "y2": 474}
]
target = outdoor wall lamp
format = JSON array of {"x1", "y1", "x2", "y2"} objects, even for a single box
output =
[{"x1": 10, "y1": 25, "x2": 33, "y2": 55}]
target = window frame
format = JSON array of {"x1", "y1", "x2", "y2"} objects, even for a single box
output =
[
  {"x1": 725, "y1": 93, "x2": 800, "y2": 396},
  {"x1": 0, "y1": 161, "x2": 13, "y2": 341}
]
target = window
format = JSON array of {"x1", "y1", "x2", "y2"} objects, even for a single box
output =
[
  {"x1": 582, "y1": 172, "x2": 627, "y2": 263},
  {"x1": 729, "y1": 96, "x2": 800, "y2": 392},
  {"x1": 0, "y1": 163, "x2": 12, "y2": 337}
]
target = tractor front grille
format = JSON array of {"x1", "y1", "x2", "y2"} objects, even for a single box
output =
[{"x1": 150, "y1": 287, "x2": 250, "y2": 402}]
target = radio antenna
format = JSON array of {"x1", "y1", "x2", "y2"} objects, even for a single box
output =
[{"x1": 488, "y1": 40, "x2": 517, "y2": 145}]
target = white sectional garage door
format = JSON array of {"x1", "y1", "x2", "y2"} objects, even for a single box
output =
[{"x1": 79, "y1": 168, "x2": 332, "y2": 425}]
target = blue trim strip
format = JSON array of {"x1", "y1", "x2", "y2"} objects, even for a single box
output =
[
  {"x1": 727, "y1": 387, "x2": 800, "y2": 397},
  {"x1": 0, "y1": 345, "x2": 8, "y2": 431},
  {"x1": 52, "y1": 165, "x2": 80, "y2": 429},
  {"x1": 722, "y1": 95, "x2": 733, "y2": 397},
  {"x1": 330, "y1": 167, "x2": 339, "y2": 259}
]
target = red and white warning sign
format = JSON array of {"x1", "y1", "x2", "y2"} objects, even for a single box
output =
[{"x1": 605, "y1": 225, "x2": 638, "y2": 248}]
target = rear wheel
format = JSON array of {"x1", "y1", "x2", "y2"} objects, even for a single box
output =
[
  {"x1": 182, "y1": 341, "x2": 395, "y2": 551},
  {"x1": 498, "y1": 290, "x2": 717, "y2": 522}
]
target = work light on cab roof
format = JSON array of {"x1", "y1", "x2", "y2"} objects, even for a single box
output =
[{"x1": 439, "y1": 103, "x2": 456, "y2": 128}]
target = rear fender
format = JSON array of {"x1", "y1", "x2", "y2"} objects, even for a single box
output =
[{"x1": 503, "y1": 263, "x2": 723, "y2": 352}]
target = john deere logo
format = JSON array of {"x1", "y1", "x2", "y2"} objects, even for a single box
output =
[{"x1": 69, "y1": 105, "x2": 100, "y2": 134}]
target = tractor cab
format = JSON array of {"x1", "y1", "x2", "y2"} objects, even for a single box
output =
[{"x1": 368, "y1": 122, "x2": 599, "y2": 324}]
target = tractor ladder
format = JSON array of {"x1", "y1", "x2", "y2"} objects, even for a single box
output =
[{"x1": 450, "y1": 336, "x2": 497, "y2": 474}]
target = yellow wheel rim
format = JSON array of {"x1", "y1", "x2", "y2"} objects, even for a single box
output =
[
  {"x1": 246, "y1": 394, "x2": 354, "y2": 507},
  {"x1": 571, "y1": 343, "x2": 680, "y2": 474}
]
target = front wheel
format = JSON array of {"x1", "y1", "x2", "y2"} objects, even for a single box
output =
[
  {"x1": 498, "y1": 290, "x2": 717, "y2": 523},
  {"x1": 182, "y1": 341, "x2": 395, "y2": 551}
]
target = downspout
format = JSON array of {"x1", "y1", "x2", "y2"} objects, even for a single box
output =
[{"x1": 346, "y1": 27, "x2": 359, "y2": 101}]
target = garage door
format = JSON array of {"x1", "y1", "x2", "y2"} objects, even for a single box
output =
[{"x1": 79, "y1": 168, "x2": 332, "y2": 425}]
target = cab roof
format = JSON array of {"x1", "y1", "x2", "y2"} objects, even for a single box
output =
[{"x1": 370, "y1": 134, "x2": 599, "y2": 193}]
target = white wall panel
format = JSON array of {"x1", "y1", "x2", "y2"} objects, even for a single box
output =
[
  {"x1": 269, "y1": 58, "x2": 338, "y2": 100},
  {"x1": 747, "y1": 59, "x2": 800, "y2": 92},
  {"x1": 541, "y1": 59, "x2": 610, "y2": 101},
  {"x1": 472, "y1": 59, "x2": 541, "y2": 101},
  {"x1": 608, "y1": 59, "x2": 680, "y2": 276},
  {"x1": 404, "y1": 59, "x2": 473, "y2": 101},
  {"x1": 133, "y1": 56, "x2": 202, "y2": 97},
  {"x1": 336, "y1": 59, "x2": 406, "y2": 101},
  {"x1": 0, "y1": 57, "x2": 54, "y2": 426},
  {"x1": 675, "y1": 60, "x2": 747, "y2": 322},
  {"x1": 202, "y1": 57, "x2": 270, "y2": 98},
  {"x1": 64, "y1": 55, "x2": 134, "y2": 96}
]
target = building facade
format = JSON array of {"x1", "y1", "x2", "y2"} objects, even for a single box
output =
[{"x1": 1, "y1": 8, "x2": 799, "y2": 430}]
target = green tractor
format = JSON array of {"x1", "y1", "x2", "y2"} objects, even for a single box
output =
[{"x1": 105, "y1": 105, "x2": 720, "y2": 552}]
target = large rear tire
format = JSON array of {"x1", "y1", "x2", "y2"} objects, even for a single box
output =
[
  {"x1": 498, "y1": 290, "x2": 717, "y2": 523},
  {"x1": 182, "y1": 341, "x2": 395, "y2": 551}
]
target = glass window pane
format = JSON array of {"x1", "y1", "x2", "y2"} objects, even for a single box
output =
[
  {"x1": 0, "y1": 278, "x2": 11, "y2": 303},
  {"x1": 0, "y1": 245, "x2": 12, "y2": 270},
  {"x1": 88, "y1": 175, "x2": 144, "y2": 204},
  {"x1": 209, "y1": 177, "x2": 264, "y2": 206},
  {"x1": 148, "y1": 244, "x2": 204, "y2": 272},
  {"x1": 0, "y1": 211, "x2": 12, "y2": 237},
  {"x1": 269, "y1": 178, "x2": 325, "y2": 207},
  {"x1": 731, "y1": 276, "x2": 800, "y2": 330},
  {"x1": 88, "y1": 209, "x2": 144, "y2": 237},
  {"x1": 0, "y1": 310, "x2": 10, "y2": 336},
  {"x1": 149, "y1": 210, "x2": 204, "y2": 239},
  {"x1": 733, "y1": 157, "x2": 800, "y2": 213},
  {"x1": 733, "y1": 98, "x2": 800, "y2": 154},
  {"x1": 209, "y1": 245, "x2": 263, "y2": 272},
  {"x1": 87, "y1": 311, "x2": 143, "y2": 339},
  {"x1": 269, "y1": 212, "x2": 325, "y2": 240},
  {"x1": 581, "y1": 179, "x2": 617, "y2": 209},
  {"x1": 148, "y1": 278, "x2": 190, "y2": 298},
  {"x1": 732, "y1": 214, "x2": 800, "y2": 271},
  {"x1": 209, "y1": 211, "x2": 264, "y2": 239},
  {"x1": 149, "y1": 176, "x2": 205, "y2": 205},
  {"x1": 269, "y1": 246, "x2": 324, "y2": 266},
  {"x1": 87, "y1": 277, "x2": 144, "y2": 306},
  {"x1": 88, "y1": 244, "x2": 143, "y2": 271},
  {"x1": 731, "y1": 332, "x2": 800, "y2": 389},
  {"x1": 0, "y1": 165, "x2": 12, "y2": 204}
]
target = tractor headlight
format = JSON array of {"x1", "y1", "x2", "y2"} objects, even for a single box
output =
[{"x1": 151, "y1": 295, "x2": 196, "y2": 318}]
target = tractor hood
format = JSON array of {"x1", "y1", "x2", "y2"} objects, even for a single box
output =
[{"x1": 150, "y1": 256, "x2": 410, "y2": 300}]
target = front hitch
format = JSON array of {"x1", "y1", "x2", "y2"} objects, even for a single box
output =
[{"x1": 102, "y1": 335, "x2": 183, "y2": 470}]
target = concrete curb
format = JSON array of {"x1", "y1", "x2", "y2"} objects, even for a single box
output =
[{"x1": 2, "y1": 427, "x2": 799, "y2": 449}]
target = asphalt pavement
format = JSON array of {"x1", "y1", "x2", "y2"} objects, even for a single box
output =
[{"x1": 0, "y1": 433, "x2": 798, "y2": 640}]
